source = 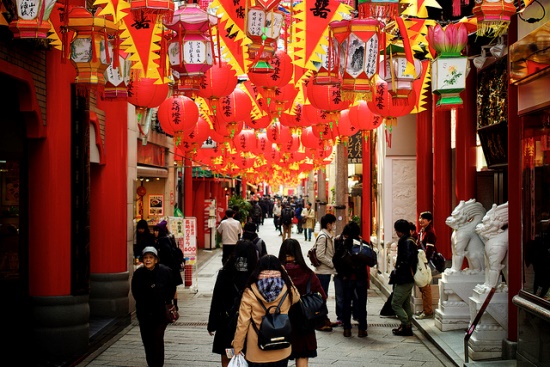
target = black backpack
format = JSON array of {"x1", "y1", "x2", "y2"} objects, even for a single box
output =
[
  {"x1": 251, "y1": 290, "x2": 292, "y2": 351},
  {"x1": 281, "y1": 208, "x2": 293, "y2": 226}
]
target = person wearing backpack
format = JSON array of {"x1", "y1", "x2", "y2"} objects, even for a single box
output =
[
  {"x1": 280, "y1": 204, "x2": 294, "y2": 241},
  {"x1": 242, "y1": 222, "x2": 268, "y2": 258},
  {"x1": 208, "y1": 240, "x2": 259, "y2": 367},
  {"x1": 232, "y1": 255, "x2": 300, "y2": 367},
  {"x1": 390, "y1": 219, "x2": 419, "y2": 336},
  {"x1": 153, "y1": 221, "x2": 183, "y2": 310},
  {"x1": 278, "y1": 239, "x2": 326, "y2": 367},
  {"x1": 333, "y1": 222, "x2": 370, "y2": 338}
]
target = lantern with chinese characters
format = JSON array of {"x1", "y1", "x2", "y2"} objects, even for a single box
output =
[
  {"x1": 66, "y1": 7, "x2": 118, "y2": 88},
  {"x1": 329, "y1": 18, "x2": 383, "y2": 100},
  {"x1": 428, "y1": 23, "x2": 469, "y2": 109},
  {"x1": 248, "y1": 50, "x2": 293, "y2": 101},
  {"x1": 378, "y1": 47, "x2": 422, "y2": 100},
  {"x1": 368, "y1": 76, "x2": 416, "y2": 147},
  {"x1": 217, "y1": 89, "x2": 252, "y2": 126},
  {"x1": 157, "y1": 95, "x2": 200, "y2": 138},
  {"x1": 196, "y1": 62, "x2": 238, "y2": 115},
  {"x1": 472, "y1": 0, "x2": 516, "y2": 37},
  {"x1": 165, "y1": 3, "x2": 217, "y2": 91},
  {"x1": 245, "y1": 4, "x2": 284, "y2": 72},
  {"x1": 8, "y1": 0, "x2": 56, "y2": 38},
  {"x1": 314, "y1": 41, "x2": 340, "y2": 85},
  {"x1": 176, "y1": 116, "x2": 210, "y2": 153},
  {"x1": 307, "y1": 83, "x2": 351, "y2": 126}
]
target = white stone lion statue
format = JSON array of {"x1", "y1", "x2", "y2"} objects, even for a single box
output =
[
  {"x1": 445, "y1": 199, "x2": 486, "y2": 274},
  {"x1": 475, "y1": 202, "x2": 509, "y2": 292}
]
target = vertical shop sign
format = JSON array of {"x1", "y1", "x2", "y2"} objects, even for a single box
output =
[{"x1": 183, "y1": 217, "x2": 197, "y2": 265}]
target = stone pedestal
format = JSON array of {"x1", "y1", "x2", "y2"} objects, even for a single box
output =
[
  {"x1": 467, "y1": 284, "x2": 508, "y2": 360},
  {"x1": 434, "y1": 271, "x2": 485, "y2": 331}
]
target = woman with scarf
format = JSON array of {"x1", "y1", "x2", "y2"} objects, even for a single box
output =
[
  {"x1": 208, "y1": 240, "x2": 259, "y2": 367},
  {"x1": 232, "y1": 255, "x2": 300, "y2": 367},
  {"x1": 278, "y1": 239, "x2": 326, "y2": 367}
]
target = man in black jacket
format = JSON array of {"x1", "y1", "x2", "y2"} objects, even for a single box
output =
[{"x1": 390, "y1": 219, "x2": 418, "y2": 336}]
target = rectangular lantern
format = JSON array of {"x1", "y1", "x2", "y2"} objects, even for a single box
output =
[
  {"x1": 431, "y1": 56, "x2": 469, "y2": 108},
  {"x1": 8, "y1": 0, "x2": 56, "y2": 38}
]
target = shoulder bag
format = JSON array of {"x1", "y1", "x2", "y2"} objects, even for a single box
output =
[
  {"x1": 298, "y1": 273, "x2": 328, "y2": 330},
  {"x1": 307, "y1": 235, "x2": 326, "y2": 267}
]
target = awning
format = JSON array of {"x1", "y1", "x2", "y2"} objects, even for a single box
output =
[{"x1": 137, "y1": 165, "x2": 168, "y2": 178}]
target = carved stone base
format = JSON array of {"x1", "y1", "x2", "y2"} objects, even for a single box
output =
[
  {"x1": 468, "y1": 284, "x2": 508, "y2": 361},
  {"x1": 434, "y1": 272, "x2": 485, "y2": 331}
]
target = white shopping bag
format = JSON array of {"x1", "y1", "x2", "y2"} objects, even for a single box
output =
[{"x1": 228, "y1": 354, "x2": 248, "y2": 367}]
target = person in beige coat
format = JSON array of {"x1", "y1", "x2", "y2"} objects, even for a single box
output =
[
  {"x1": 232, "y1": 255, "x2": 300, "y2": 367},
  {"x1": 302, "y1": 203, "x2": 315, "y2": 242}
]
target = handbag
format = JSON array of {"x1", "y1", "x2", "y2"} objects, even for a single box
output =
[
  {"x1": 165, "y1": 303, "x2": 179, "y2": 323},
  {"x1": 298, "y1": 273, "x2": 328, "y2": 330},
  {"x1": 251, "y1": 290, "x2": 292, "y2": 351},
  {"x1": 430, "y1": 252, "x2": 446, "y2": 273},
  {"x1": 351, "y1": 239, "x2": 377, "y2": 267},
  {"x1": 413, "y1": 250, "x2": 432, "y2": 287}
]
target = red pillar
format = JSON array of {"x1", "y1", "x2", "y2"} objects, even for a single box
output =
[
  {"x1": 90, "y1": 99, "x2": 128, "y2": 273},
  {"x1": 242, "y1": 177, "x2": 247, "y2": 198},
  {"x1": 433, "y1": 101, "x2": 453, "y2": 260},
  {"x1": 184, "y1": 155, "x2": 193, "y2": 217},
  {"x1": 455, "y1": 71, "x2": 477, "y2": 202},
  {"x1": 361, "y1": 131, "x2": 371, "y2": 238},
  {"x1": 27, "y1": 49, "x2": 74, "y2": 296},
  {"x1": 416, "y1": 92, "x2": 433, "y2": 224}
]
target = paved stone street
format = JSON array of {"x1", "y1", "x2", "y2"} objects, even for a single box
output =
[{"x1": 78, "y1": 218, "x2": 454, "y2": 367}]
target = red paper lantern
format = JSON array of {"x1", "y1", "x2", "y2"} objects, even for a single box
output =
[
  {"x1": 176, "y1": 116, "x2": 210, "y2": 152},
  {"x1": 334, "y1": 109, "x2": 359, "y2": 140},
  {"x1": 233, "y1": 130, "x2": 257, "y2": 153},
  {"x1": 266, "y1": 121, "x2": 292, "y2": 146},
  {"x1": 213, "y1": 119, "x2": 244, "y2": 139},
  {"x1": 127, "y1": 76, "x2": 170, "y2": 109},
  {"x1": 197, "y1": 62, "x2": 238, "y2": 114},
  {"x1": 157, "y1": 95, "x2": 200, "y2": 137},
  {"x1": 248, "y1": 50, "x2": 293, "y2": 100},
  {"x1": 348, "y1": 100, "x2": 384, "y2": 131},
  {"x1": 248, "y1": 115, "x2": 272, "y2": 130},
  {"x1": 367, "y1": 77, "x2": 416, "y2": 119},
  {"x1": 301, "y1": 126, "x2": 327, "y2": 150},
  {"x1": 256, "y1": 133, "x2": 272, "y2": 156},
  {"x1": 217, "y1": 89, "x2": 253, "y2": 125},
  {"x1": 307, "y1": 83, "x2": 351, "y2": 116},
  {"x1": 279, "y1": 134, "x2": 300, "y2": 153}
]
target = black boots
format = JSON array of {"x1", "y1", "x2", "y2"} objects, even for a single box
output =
[{"x1": 392, "y1": 324, "x2": 413, "y2": 336}]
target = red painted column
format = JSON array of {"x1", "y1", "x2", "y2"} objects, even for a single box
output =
[
  {"x1": 361, "y1": 131, "x2": 371, "y2": 239},
  {"x1": 455, "y1": 71, "x2": 477, "y2": 202},
  {"x1": 27, "y1": 49, "x2": 74, "y2": 296},
  {"x1": 506, "y1": 17, "x2": 519, "y2": 342},
  {"x1": 184, "y1": 155, "x2": 193, "y2": 217},
  {"x1": 90, "y1": 99, "x2": 128, "y2": 273},
  {"x1": 241, "y1": 177, "x2": 247, "y2": 198},
  {"x1": 416, "y1": 92, "x2": 433, "y2": 225},
  {"x1": 432, "y1": 100, "x2": 453, "y2": 260}
]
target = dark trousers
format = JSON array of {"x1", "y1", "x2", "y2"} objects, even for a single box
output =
[
  {"x1": 139, "y1": 320, "x2": 167, "y2": 367},
  {"x1": 222, "y1": 244, "x2": 236, "y2": 265},
  {"x1": 342, "y1": 277, "x2": 368, "y2": 330}
]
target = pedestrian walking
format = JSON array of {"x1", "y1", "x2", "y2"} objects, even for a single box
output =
[
  {"x1": 208, "y1": 240, "x2": 259, "y2": 367},
  {"x1": 131, "y1": 247, "x2": 176, "y2": 367},
  {"x1": 217, "y1": 209, "x2": 243, "y2": 265},
  {"x1": 232, "y1": 255, "x2": 300, "y2": 367},
  {"x1": 279, "y1": 239, "x2": 326, "y2": 367}
]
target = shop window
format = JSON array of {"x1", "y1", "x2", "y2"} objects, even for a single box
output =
[{"x1": 522, "y1": 111, "x2": 550, "y2": 301}]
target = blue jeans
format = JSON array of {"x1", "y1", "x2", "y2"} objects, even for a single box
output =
[
  {"x1": 333, "y1": 275, "x2": 344, "y2": 320},
  {"x1": 304, "y1": 228, "x2": 313, "y2": 241},
  {"x1": 317, "y1": 274, "x2": 332, "y2": 299},
  {"x1": 341, "y1": 277, "x2": 368, "y2": 330}
]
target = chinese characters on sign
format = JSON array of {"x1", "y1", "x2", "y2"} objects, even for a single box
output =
[{"x1": 347, "y1": 132, "x2": 363, "y2": 163}]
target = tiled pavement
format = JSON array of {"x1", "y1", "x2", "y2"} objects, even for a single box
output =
[{"x1": 78, "y1": 219, "x2": 459, "y2": 367}]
